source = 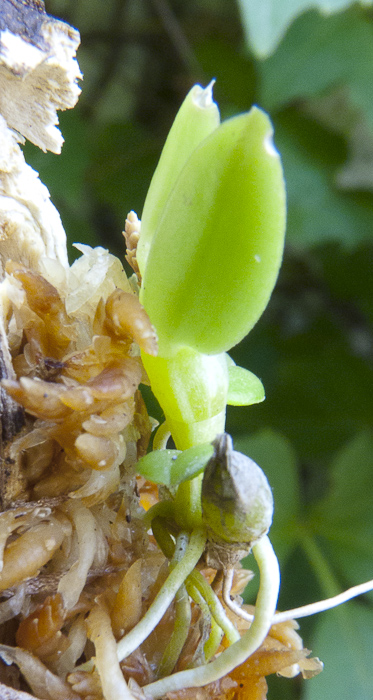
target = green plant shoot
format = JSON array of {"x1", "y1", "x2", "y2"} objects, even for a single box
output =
[{"x1": 138, "y1": 85, "x2": 286, "y2": 451}]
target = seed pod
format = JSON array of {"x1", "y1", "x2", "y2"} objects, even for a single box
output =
[{"x1": 201, "y1": 434, "x2": 273, "y2": 566}]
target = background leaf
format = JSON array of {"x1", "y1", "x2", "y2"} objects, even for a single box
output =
[
  {"x1": 237, "y1": 0, "x2": 373, "y2": 58},
  {"x1": 304, "y1": 604, "x2": 373, "y2": 700}
]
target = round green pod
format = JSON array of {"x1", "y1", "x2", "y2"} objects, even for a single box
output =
[
  {"x1": 201, "y1": 434, "x2": 273, "y2": 547},
  {"x1": 140, "y1": 106, "x2": 286, "y2": 357}
]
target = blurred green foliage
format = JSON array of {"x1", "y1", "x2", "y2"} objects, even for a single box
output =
[{"x1": 27, "y1": 1, "x2": 373, "y2": 697}]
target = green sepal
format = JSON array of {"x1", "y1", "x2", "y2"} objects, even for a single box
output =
[
  {"x1": 140, "y1": 106, "x2": 286, "y2": 357},
  {"x1": 137, "y1": 82, "x2": 220, "y2": 273},
  {"x1": 227, "y1": 363, "x2": 265, "y2": 406}
]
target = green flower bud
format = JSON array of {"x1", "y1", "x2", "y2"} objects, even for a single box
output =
[{"x1": 201, "y1": 434, "x2": 273, "y2": 566}]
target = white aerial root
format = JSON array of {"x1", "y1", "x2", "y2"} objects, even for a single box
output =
[
  {"x1": 222, "y1": 568, "x2": 373, "y2": 625},
  {"x1": 142, "y1": 535, "x2": 280, "y2": 699},
  {"x1": 116, "y1": 528, "x2": 206, "y2": 663}
]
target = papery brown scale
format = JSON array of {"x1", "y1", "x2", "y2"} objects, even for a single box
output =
[
  {"x1": 16, "y1": 593, "x2": 66, "y2": 652},
  {"x1": 60, "y1": 359, "x2": 142, "y2": 411},
  {"x1": 2, "y1": 377, "x2": 72, "y2": 420},
  {"x1": 134, "y1": 390, "x2": 153, "y2": 458},
  {"x1": 111, "y1": 559, "x2": 142, "y2": 637},
  {"x1": 74, "y1": 433, "x2": 121, "y2": 470},
  {"x1": 82, "y1": 406, "x2": 131, "y2": 437},
  {"x1": 64, "y1": 352, "x2": 106, "y2": 385},
  {"x1": 6, "y1": 262, "x2": 75, "y2": 354},
  {"x1": 0, "y1": 516, "x2": 71, "y2": 592},
  {"x1": 67, "y1": 669, "x2": 104, "y2": 700},
  {"x1": 93, "y1": 297, "x2": 106, "y2": 336},
  {"x1": 164, "y1": 677, "x2": 238, "y2": 700},
  {"x1": 6, "y1": 262, "x2": 64, "y2": 316},
  {"x1": 86, "y1": 358, "x2": 142, "y2": 397},
  {"x1": 120, "y1": 648, "x2": 154, "y2": 687},
  {"x1": 229, "y1": 646, "x2": 309, "y2": 682},
  {"x1": 224, "y1": 675, "x2": 268, "y2": 700},
  {"x1": 105, "y1": 289, "x2": 158, "y2": 356}
]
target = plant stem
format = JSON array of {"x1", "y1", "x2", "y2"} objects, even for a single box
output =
[
  {"x1": 203, "y1": 616, "x2": 224, "y2": 662},
  {"x1": 186, "y1": 569, "x2": 240, "y2": 644},
  {"x1": 153, "y1": 421, "x2": 171, "y2": 450},
  {"x1": 142, "y1": 535, "x2": 280, "y2": 698},
  {"x1": 186, "y1": 582, "x2": 224, "y2": 661},
  {"x1": 157, "y1": 583, "x2": 191, "y2": 678},
  {"x1": 116, "y1": 528, "x2": 206, "y2": 663}
]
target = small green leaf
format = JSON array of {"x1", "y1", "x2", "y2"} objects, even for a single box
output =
[
  {"x1": 138, "y1": 83, "x2": 220, "y2": 273},
  {"x1": 137, "y1": 449, "x2": 181, "y2": 486},
  {"x1": 140, "y1": 106, "x2": 286, "y2": 357},
  {"x1": 169, "y1": 443, "x2": 214, "y2": 486},
  {"x1": 137, "y1": 443, "x2": 214, "y2": 487},
  {"x1": 227, "y1": 363, "x2": 265, "y2": 406}
]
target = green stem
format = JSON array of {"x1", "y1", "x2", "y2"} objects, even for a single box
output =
[
  {"x1": 186, "y1": 569, "x2": 240, "y2": 645},
  {"x1": 157, "y1": 583, "x2": 191, "y2": 678},
  {"x1": 142, "y1": 499, "x2": 175, "y2": 530},
  {"x1": 157, "y1": 532, "x2": 192, "y2": 677},
  {"x1": 142, "y1": 535, "x2": 280, "y2": 698},
  {"x1": 174, "y1": 474, "x2": 203, "y2": 530},
  {"x1": 186, "y1": 582, "x2": 223, "y2": 662},
  {"x1": 203, "y1": 616, "x2": 224, "y2": 662},
  {"x1": 151, "y1": 516, "x2": 176, "y2": 560},
  {"x1": 153, "y1": 421, "x2": 171, "y2": 450},
  {"x1": 116, "y1": 528, "x2": 206, "y2": 663}
]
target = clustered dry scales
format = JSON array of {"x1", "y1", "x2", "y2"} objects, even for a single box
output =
[{"x1": 0, "y1": 232, "x2": 321, "y2": 700}]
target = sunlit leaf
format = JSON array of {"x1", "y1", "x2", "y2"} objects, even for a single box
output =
[
  {"x1": 317, "y1": 430, "x2": 373, "y2": 522},
  {"x1": 304, "y1": 90, "x2": 373, "y2": 192},
  {"x1": 275, "y1": 110, "x2": 373, "y2": 247}
]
